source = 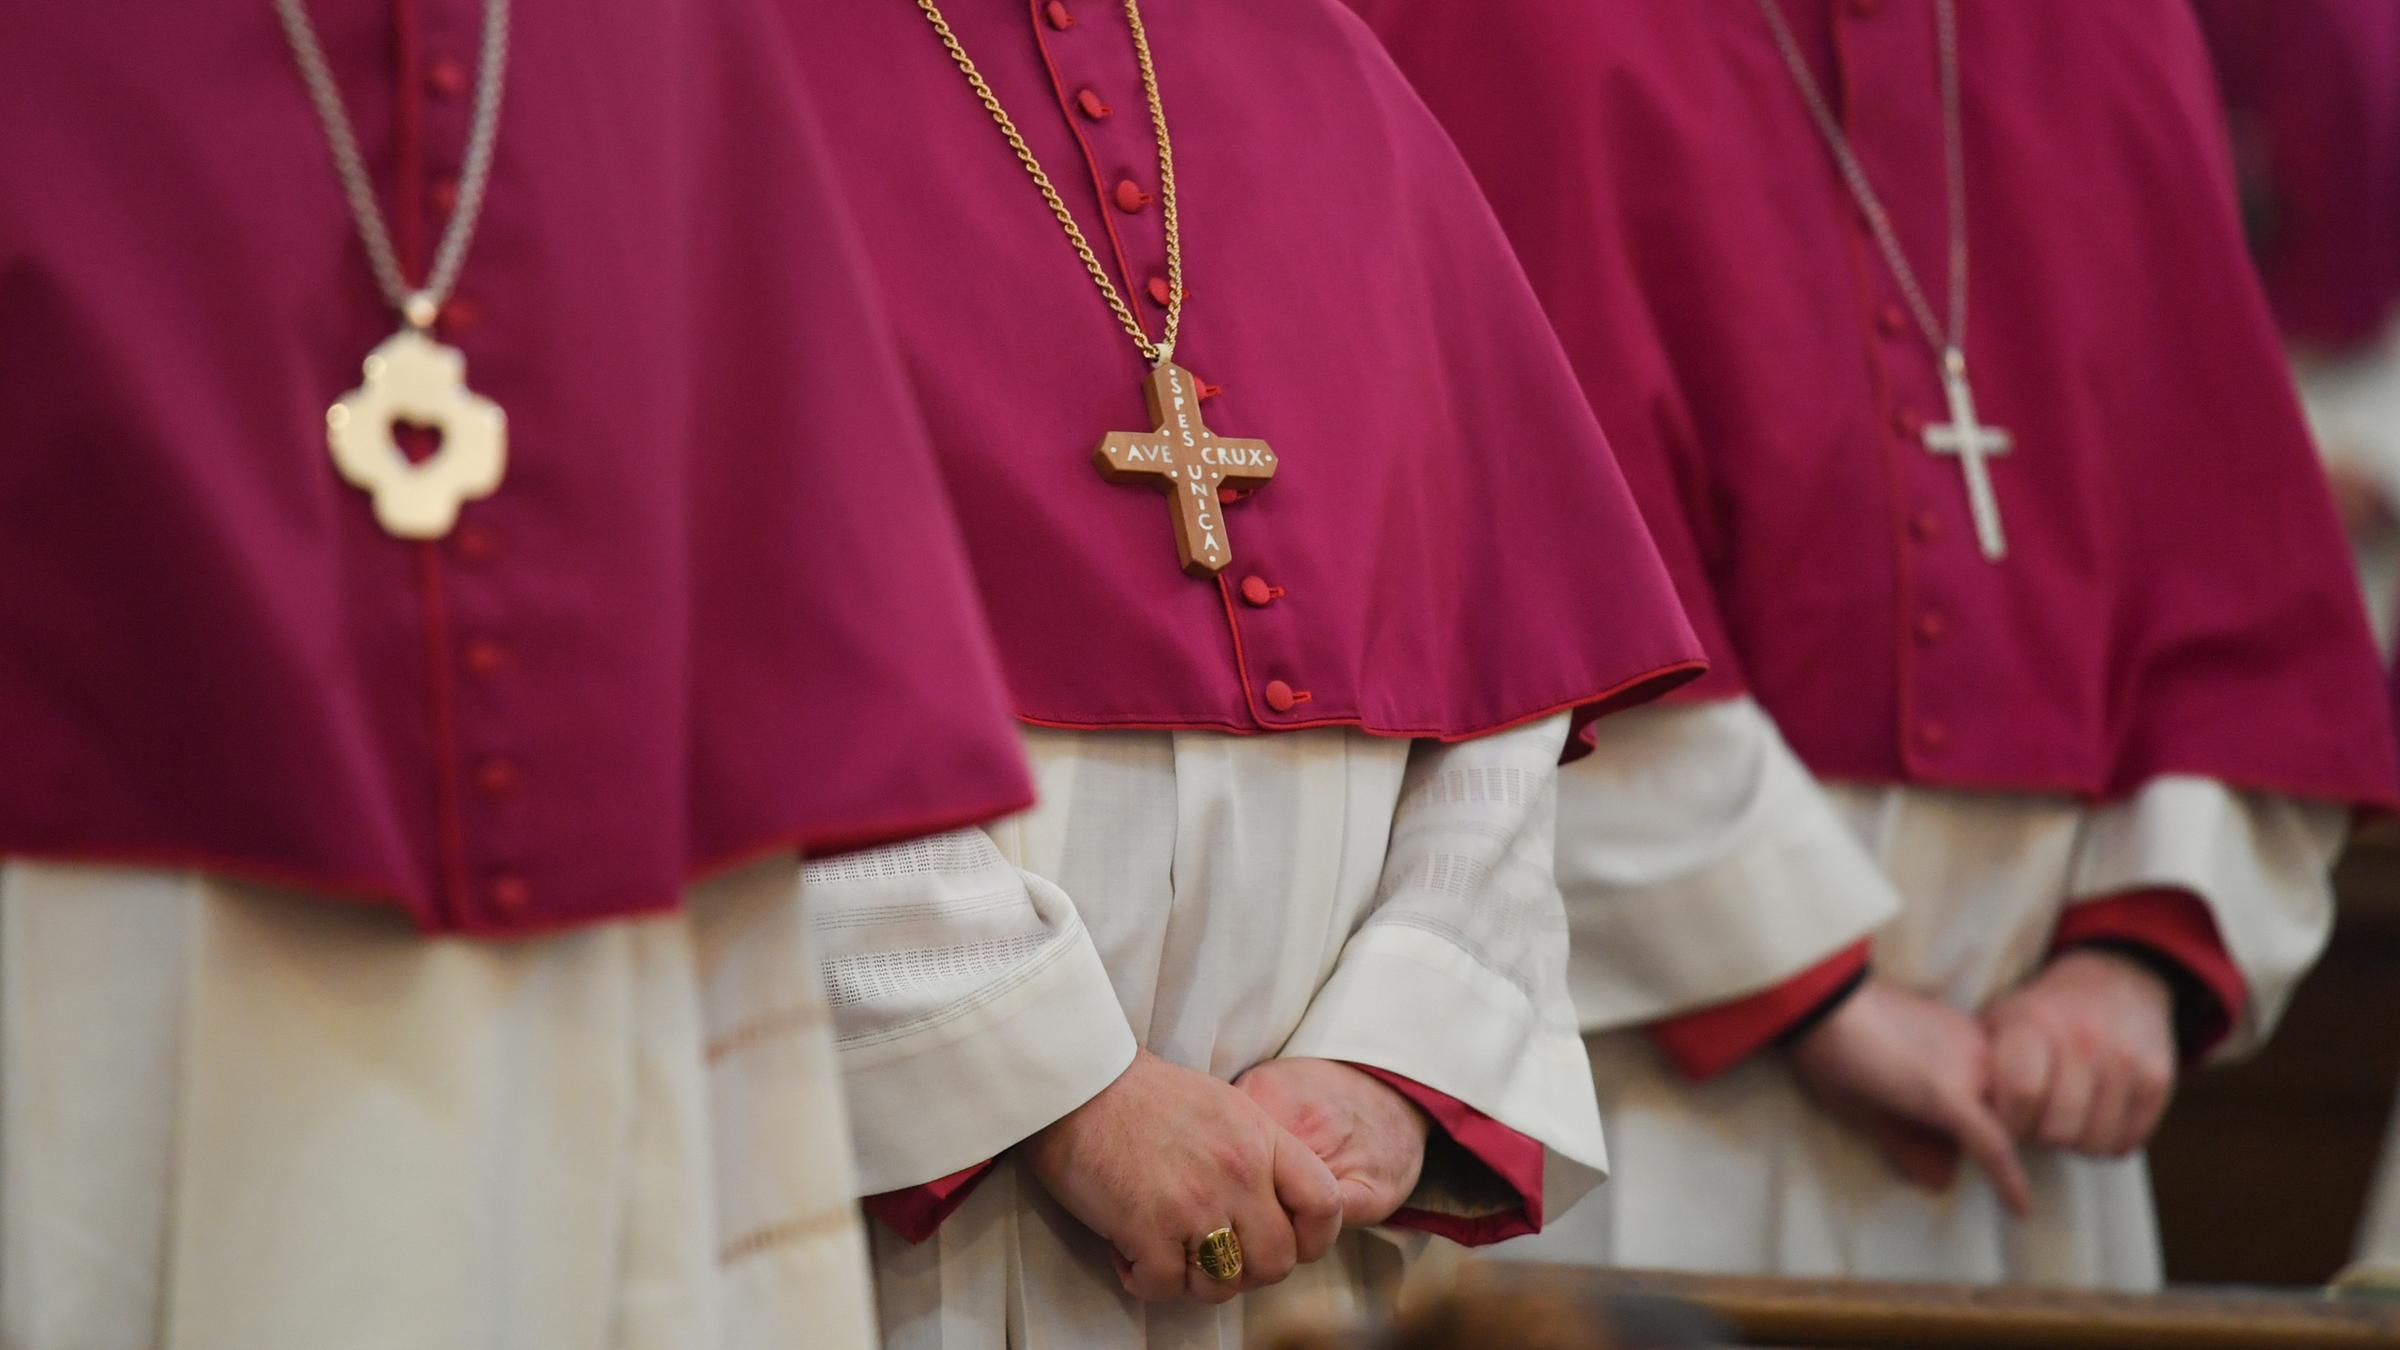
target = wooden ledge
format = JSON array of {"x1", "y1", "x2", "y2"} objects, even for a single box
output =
[{"x1": 1458, "y1": 1264, "x2": 2400, "y2": 1349}]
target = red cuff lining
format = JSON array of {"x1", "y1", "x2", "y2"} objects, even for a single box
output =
[
  {"x1": 863, "y1": 1159, "x2": 997, "y2": 1244},
  {"x1": 1347, "y1": 1064, "x2": 1546, "y2": 1246},
  {"x1": 861, "y1": 1065, "x2": 1556, "y2": 1248},
  {"x1": 1648, "y1": 941, "x2": 1874, "y2": 1081},
  {"x1": 2050, "y1": 888, "x2": 2245, "y2": 1061}
]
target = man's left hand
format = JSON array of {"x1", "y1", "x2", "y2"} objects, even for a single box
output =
[
  {"x1": 1983, "y1": 949, "x2": 2178, "y2": 1158},
  {"x1": 1235, "y1": 1058, "x2": 1431, "y2": 1228}
]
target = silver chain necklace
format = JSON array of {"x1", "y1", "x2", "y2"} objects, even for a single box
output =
[
  {"x1": 1755, "y1": 0, "x2": 2015, "y2": 562},
  {"x1": 274, "y1": 0, "x2": 512, "y2": 540}
]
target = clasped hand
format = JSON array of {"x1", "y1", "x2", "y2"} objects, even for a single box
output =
[
  {"x1": 1024, "y1": 1049, "x2": 1429, "y2": 1304},
  {"x1": 1792, "y1": 949, "x2": 2178, "y2": 1217}
]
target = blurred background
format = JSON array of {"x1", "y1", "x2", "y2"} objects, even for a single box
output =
[{"x1": 2163, "y1": 0, "x2": 2400, "y2": 1290}]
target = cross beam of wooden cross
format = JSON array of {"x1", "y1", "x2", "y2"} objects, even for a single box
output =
[{"x1": 1092, "y1": 361, "x2": 1277, "y2": 576}]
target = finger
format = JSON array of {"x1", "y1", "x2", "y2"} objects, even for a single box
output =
[
  {"x1": 1182, "y1": 1223, "x2": 1254, "y2": 1305},
  {"x1": 1271, "y1": 1129, "x2": 1344, "y2": 1264},
  {"x1": 1337, "y1": 1175, "x2": 1391, "y2": 1229},
  {"x1": 2037, "y1": 1049, "x2": 2096, "y2": 1150},
  {"x1": 2077, "y1": 1068, "x2": 2132, "y2": 1158},
  {"x1": 1118, "y1": 1237, "x2": 1190, "y2": 1304},
  {"x1": 1230, "y1": 1184, "x2": 1301, "y2": 1292},
  {"x1": 1986, "y1": 1019, "x2": 2052, "y2": 1140},
  {"x1": 1944, "y1": 1094, "x2": 2033, "y2": 1217}
]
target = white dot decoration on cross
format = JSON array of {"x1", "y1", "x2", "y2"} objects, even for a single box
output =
[{"x1": 1091, "y1": 361, "x2": 1277, "y2": 577}]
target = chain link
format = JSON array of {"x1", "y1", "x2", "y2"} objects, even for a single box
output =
[
  {"x1": 1754, "y1": 0, "x2": 1966, "y2": 359},
  {"x1": 273, "y1": 0, "x2": 509, "y2": 327},
  {"x1": 913, "y1": 0, "x2": 1182, "y2": 365}
]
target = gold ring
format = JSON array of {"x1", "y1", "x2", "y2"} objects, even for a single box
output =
[{"x1": 1193, "y1": 1226, "x2": 1243, "y2": 1283}]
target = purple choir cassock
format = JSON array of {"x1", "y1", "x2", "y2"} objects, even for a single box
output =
[
  {"x1": 777, "y1": 1, "x2": 1701, "y2": 748},
  {"x1": 0, "y1": 3, "x2": 1033, "y2": 1345},
  {"x1": 2194, "y1": 0, "x2": 2400, "y2": 355},
  {"x1": 1356, "y1": 0, "x2": 2398, "y2": 1287},
  {"x1": 764, "y1": 0, "x2": 1704, "y2": 1342},
  {"x1": 0, "y1": 0, "x2": 1034, "y2": 937}
]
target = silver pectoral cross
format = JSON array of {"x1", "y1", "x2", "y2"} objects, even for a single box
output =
[{"x1": 1921, "y1": 347, "x2": 2012, "y2": 562}]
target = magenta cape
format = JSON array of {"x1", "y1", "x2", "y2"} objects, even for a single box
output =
[
  {"x1": 0, "y1": 0, "x2": 1033, "y2": 934},
  {"x1": 776, "y1": 0, "x2": 1704, "y2": 746},
  {"x1": 1356, "y1": 0, "x2": 2398, "y2": 807},
  {"x1": 2195, "y1": 0, "x2": 2400, "y2": 354}
]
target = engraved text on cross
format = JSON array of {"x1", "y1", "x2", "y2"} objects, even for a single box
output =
[{"x1": 1093, "y1": 361, "x2": 1277, "y2": 576}]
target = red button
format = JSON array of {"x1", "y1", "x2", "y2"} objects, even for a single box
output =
[
  {"x1": 473, "y1": 757, "x2": 523, "y2": 796},
  {"x1": 453, "y1": 522, "x2": 501, "y2": 562},
  {"x1": 1113, "y1": 179, "x2": 1152, "y2": 212},
  {"x1": 1147, "y1": 276, "x2": 1172, "y2": 307},
  {"x1": 1044, "y1": 1, "x2": 1074, "y2": 29},
  {"x1": 1264, "y1": 679, "x2": 1297, "y2": 713},
  {"x1": 1197, "y1": 378, "x2": 1224, "y2": 402},
  {"x1": 426, "y1": 55, "x2": 469, "y2": 97},
  {"x1": 1240, "y1": 575, "x2": 1276, "y2": 607},
  {"x1": 486, "y1": 873, "x2": 533, "y2": 913},
  {"x1": 1914, "y1": 611, "x2": 1948, "y2": 645},
  {"x1": 1914, "y1": 720, "x2": 1950, "y2": 753},
  {"x1": 1894, "y1": 407, "x2": 1926, "y2": 438},
  {"x1": 439, "y1": 294, "x2": 481, "y2": 334},
  {"x1": 463, "y1": 637, "x2": 508, "y2": 676},
  {"x1": 430, "y1": 177, "x2": 460, "y2": 215},
  {"x1": 1877, "y1": 304, "x2": 1909, "y2": 337},
  {"x1": 1075, "y1": 88, "x2": 1111, "y2": 120},
  {"x1": 1909, "y1": 509, "x2": 1941, "y2": 543}
]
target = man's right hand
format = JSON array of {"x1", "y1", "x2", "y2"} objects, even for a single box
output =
[
  {"x1": 1024, "y1": 1048, "x2": 1345, "y2": 1305},
  {"x1": 1788, "y1": 978, "x2": 2034, "y2": 1216}
]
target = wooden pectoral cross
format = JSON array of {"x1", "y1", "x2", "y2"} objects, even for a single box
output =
[
  {"x1": 1921, "y1": 347, "x2": 2012, "y2": 562},
  {"x1": 1092, "y1": 360, "x2": 1277, "y2": 576}
]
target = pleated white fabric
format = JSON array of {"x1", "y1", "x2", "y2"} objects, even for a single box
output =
[
  {"x1": 1501, "y1": 700, "x2": 2345, "y2": 1290},
  {"x1": 0, "y1": 855, "x2": 877, "y2": 1350},
  {"x1": 809, "y1": 718, "x2": 1603, "y2": 1350},
  {"x1": 2296, "y1": 310, "x2": 2400, "y2": 655}
]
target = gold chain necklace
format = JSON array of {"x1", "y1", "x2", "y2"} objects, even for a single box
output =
[
  {"x1": 912, "y1": 0, "x2": 1277, "y2": 578},
  {"x1": 915, "y1": 0, "x2": 1182, "y2": 363}
]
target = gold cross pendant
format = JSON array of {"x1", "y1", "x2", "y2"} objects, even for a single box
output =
[{"x1": 1092, "y1": 361, "x2": 1276, "y2": 576}]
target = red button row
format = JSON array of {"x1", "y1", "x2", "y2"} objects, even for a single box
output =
[
  {"x1": 426, "y1": 54, "x2": 468, "y2": 98},
  {"x1": 486, "y1": 871, "x2": 532, "y2": 914}
]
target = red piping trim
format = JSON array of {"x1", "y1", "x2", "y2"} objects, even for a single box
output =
[
  {"x1": 1013, "y1": 656, "x2": 1708, "y2": 743},
  {"x1": 389, "y1": 10, "x2": 476, "y2": 926},
  {"x1": 1806, "y1": 761, "x2": 2397, "y2": 814},
  {"x1": 1028, "y1": 0, "x2": 1155, "y2": 345},
  {"x1": 687, "y1": 786, "x2": 1039, "y2": 879},
  {"x1": 0, "y1": 786, "x2": 1039, "y2": 941},
  {"x1": 415, "y1": 546, "x2": 474, "y2": 926}
]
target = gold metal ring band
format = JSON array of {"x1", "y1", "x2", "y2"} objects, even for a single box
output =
[{"x1": 1193, "y1": 1225, "x2": 1243, "y2": 1283}]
